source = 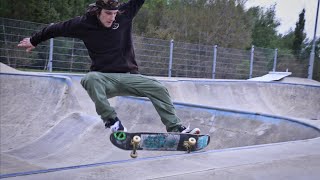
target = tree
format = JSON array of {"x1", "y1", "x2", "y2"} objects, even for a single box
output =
[
  {"x1": 133, "y1": 0, "x2": 167, "y2": 36},
  {"x1": 292, "y1": 9, "x2": 306, "y2": 57},
  {"x1": 140, "y1": 0, "x2": 252, "y2": 48},
  {"x1": 248, "y1": 4, "x2": 280, "y2": 48},
  {"x1": 0, "y1": 0, "x2": 92, "y2": 23}
]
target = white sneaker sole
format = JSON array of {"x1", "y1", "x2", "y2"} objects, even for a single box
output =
[{"x1": 110, "y1": 121, "x2": 127, "y2": 132}]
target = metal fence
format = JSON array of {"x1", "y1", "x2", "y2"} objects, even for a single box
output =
[{"x1": 0, "y1": 17, "x2": 310, "y2": 79}]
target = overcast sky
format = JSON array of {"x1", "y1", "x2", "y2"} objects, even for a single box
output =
[{"x1": 245, "y1": 0, "x2": 319, "y2": 40}]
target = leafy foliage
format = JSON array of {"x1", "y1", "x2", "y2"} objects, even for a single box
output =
[
  {"x1": 292, "y1": 9, "x2": 306, "y2": 57},
  {"x1": 248, "y1": 4, "x2": 280, "y2": 48},
  {"x1": 1, "y1": 0, "x2": 318, "y2": 80}
]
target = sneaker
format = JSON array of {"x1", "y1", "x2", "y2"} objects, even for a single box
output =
[
  {"x1": 177, "y1": 124, "x2": 201, "y2": 134},
  {"x1": 104, "y1": 117, "x2": 127, "y2": 132}
]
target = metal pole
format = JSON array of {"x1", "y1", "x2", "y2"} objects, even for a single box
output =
[
  {"x1": 70, "y1": 38, "x2": 75, "y2": 72},
  {"x1": 48, "y1": 38, "x2": 53, "y2": 72},
  {"x1": 168, "y1": 39, "x2": 174, "y2": 77},
  {"x1": 308, "y1": 0, "x2": 319, "y2": 79},
  {"x1": 249, "y1": 45, "x2": 254, "y2": 78},
  {"x1": 212, "y1": 45, "x2": 217, "y2": 79},
  {"x1": 273, "y1": 48, "x2": 278, "y2": 72},
  {"x1": 2, "y1": 23, "x2": 10, "y2": 66}
]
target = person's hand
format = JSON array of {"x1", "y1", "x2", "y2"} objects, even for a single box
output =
[{"x1": 17, "y1": 38, "x2": 35, "y2": 52}]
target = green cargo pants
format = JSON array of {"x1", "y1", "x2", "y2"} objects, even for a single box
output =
[{"x1": 80, "y1": 72, "x2": 181, "y2": 132}]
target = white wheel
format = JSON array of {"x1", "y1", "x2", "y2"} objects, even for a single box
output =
[
  {"x1": 133, "y1": 135, "x2": 141, "y2": 143},
  {"x1": 188, "y1": 137, "x2": 196, "y2": 146}
]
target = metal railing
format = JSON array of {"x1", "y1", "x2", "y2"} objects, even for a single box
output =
[{"x1": 0, "y1": 17, "x2": 310, "y2": 79}]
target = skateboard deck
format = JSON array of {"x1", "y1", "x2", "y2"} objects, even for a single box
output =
[{"x1": 110, "y1": 132, "x2": 210, "y2": 158}]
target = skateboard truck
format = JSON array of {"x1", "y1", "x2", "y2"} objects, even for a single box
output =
[
  {"x1": 183, "y1": 137, "x2": 196, "y2": 153},
  {"x1": 130, "y1": 135, "x2": 141, "y2": 158}
]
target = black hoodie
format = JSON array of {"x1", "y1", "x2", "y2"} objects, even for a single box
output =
[{"x1": 30, "y1": 0, "x2": 145, "y2": 73}]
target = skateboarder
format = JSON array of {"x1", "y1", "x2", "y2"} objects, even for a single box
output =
[{"x1": 17, "y1": 0, "x2": 200, "y2": 134}]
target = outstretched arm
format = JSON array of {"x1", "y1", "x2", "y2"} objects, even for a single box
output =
[
  {"x1": 17, "y1": 16, "x2": 84, "y2": 52},
  {"x1": 120, "y1": 0, "x2": 145, "y2": 18},
  {"x1": 17, "y1": 38, "x2": 35, "y2": 52}
]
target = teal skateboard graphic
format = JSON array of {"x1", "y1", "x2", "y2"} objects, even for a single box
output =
[{"x1": 110, "y1": 132, "x2": 210, "y2": 158}]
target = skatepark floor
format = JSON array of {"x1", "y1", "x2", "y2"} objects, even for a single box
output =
[{"x1": 1, "y1": 63, "x2": 320, "y2": 180}]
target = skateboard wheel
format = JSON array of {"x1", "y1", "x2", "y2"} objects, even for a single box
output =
[
  {"x1": 132, "y1": 135, "x2": 141, "y2": 143},
  {"x1": 130, "y1": 151, "x2": 138, "y2": 158},
  {"x1": 114, "y1": 132, "x2": 126, "y2": 141},
  {"x1": 188, "y1": 137, "x2": 196, "y2": 146}
]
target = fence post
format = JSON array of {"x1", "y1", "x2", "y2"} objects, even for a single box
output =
[
  {"x1": 48, "y1": 38, "x2": 54, "y2": 72},
  {"x1": 2, "y1": 23, "x2": 10, "y2": 66},
  {"x1": 70, "y1": 38, "x2": 75, "y2": 72},
  {"x1": 168, "y1": 39, "x2": 174, "y2": 77},
  {"x1": 212, "y1": 45, "x2": 217, "y2": 79},
  {"x1": 273, "y1": 48, "x2": 278, "y2": 72},
  {"x1": 46, "y1": 23, "x2": 54, "y2": 72},
  {"x1": 249, "y1": 45, "x2": 254, "y2": 79},
  {"x1": 308, "y1": 0, "x2": 319, "y2": 79}
]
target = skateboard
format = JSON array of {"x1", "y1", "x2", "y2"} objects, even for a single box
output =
[{"x1": 110, "y1": 132, "x2": 210, "y2": 158}]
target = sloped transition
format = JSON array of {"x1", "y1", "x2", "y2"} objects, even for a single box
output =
[{"x1": 1, "y1": 72, "x2": 320, "y2": 175}]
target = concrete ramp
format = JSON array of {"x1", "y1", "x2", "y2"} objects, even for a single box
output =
[
  {"x1": 162, "y1": 79, "x2": 320, "y2": 120},
  {"x1": 1, "y1": 67, "x2": 320, "y2": 179},
  {"x1": 0, "y1": 74, "x2": 80, "y2": 152},
  {"x1": 6, "y1": 113, "x2": 97, "y2": 160}
]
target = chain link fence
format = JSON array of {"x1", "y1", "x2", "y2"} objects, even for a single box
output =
[{"x1": 0, "y1": 17, "x2": 310, "y2": 79}]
